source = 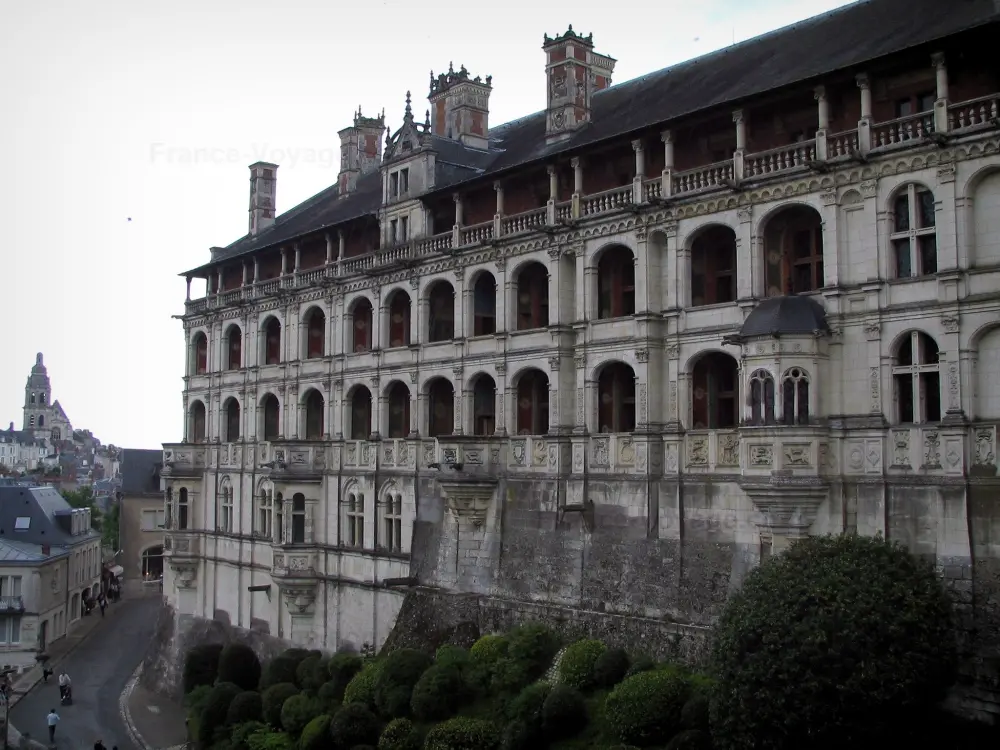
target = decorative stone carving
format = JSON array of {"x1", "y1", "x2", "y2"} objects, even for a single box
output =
[
  {"x1": 422, "y1": 441, "x2": 435, "y2": 465},
  {"x1": 409, "y1": 371, "x2": 419, "y2": 384},
  {"x1": 869, "y1": 367, "x2": 880, "y2": 413},
  {"x1": 548, "y1": 356, "x2": 561, "y2": 372},
  {"x1": 974, "y1": 428, "x2": 996, "y2": 467},
  {"x1": 817, "y1": 443, "x2": 831, "y2": 470},
  {"x1": 740, "y1": 476, "x2": 830, "y2": 538},
  {"x1": 618, "y1": 438, "x2": 636, "y2": 467},
  {"x1": 666, "y1": 344, "x2": 679, "y2": 359},
  {"x1": 848, "y1": 444, "x2": 864, "y2": 471},
  {"x1": 941, "y1": 315, "x2": 959, "y2": 333},
  {"x1": 859, "y1": 179, "x2": 877, "y2": 198},
  {"x1": 171, "y1": 562, "x2": 198, "y2": 589},
  {"x1": 665, "y1": 443, "x2": 679, "y2": 471},
  {"x1": 511, "y1": 439, "x2": 526, "y2": 466},
  {"x1": 948, "y1": 362, "x2": 959, "y2": 410},
  {"x1": 891, "y1": 429, "x2": 911, "y2": 468},
  {"x1": 783, "y1": 444, "x2": 811, "y2": 467},
  {"x1": 750, "y1": 444, "x2": 773, "y2": 467},
  {"x1": 737, "y1": 206, "x2": 752, "y2": 223},
  {"x1": 635, "y1": 349, "x2": 649, "y2": 363},
  {"x1": 718, "y1": 433, "x2": 740, "y2": 467},
  {"x1": 464, "y1": 448, "x2": 484, "y2": 465},
  {"x1": 495, "y1": 363, "x2": 506, "y2": 376},
  {"x1": 574, "y1": 354, "x2": 586, "y2": 369},
  {"x1": 441, "y1": 479, "x2": 497, "y2": 528},
  {"x1": 383, "y1": 443, "x2": 395, "y2": 464},
  {"x1": 592, "y1": 437, "x2": 610, "y2": 467},
  {"x1": 442, "y1": 447, "x2": 458, "y2": 464},
  {"x1": 668, "y1": 382, "x2": 677, "y2": 419},
  {"x1": 280, "y1": 584, "x2": 317, "y2": 615},
  {"x1": 572, "y1": 443, "x2": 585, "y2": 473},
  {"x1": 923, "y1": 431, "x2": 941, "y2": 468},
  {"x1": 638, "y1": 384, "x2": 648, "y2": 424},
  {"x1": 688, "y1": 437, "x2": 708, "y2": 466},
  {"x1": 576, "y1": 388, "x2": 584, "y2": 424},
  {"x1": 866, "y1": 441, "x2": 882, "y2": 470},
  {"x1": 937, "y1": 164, "x2": 956, "y2": 183},
  {"x1": 494, "y1": 258, "x2": 506, "y2": 272},
  {"x1": 864, "y1": 322, "x2": 880, "y2": 340},
  {"x1": 532, "y1": 440, "x2": 548, "y2": 467}
]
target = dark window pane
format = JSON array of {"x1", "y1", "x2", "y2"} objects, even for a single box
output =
[
  {"x1": 923, "y1": 372, "x2": 941, "y2": 422},
  {"x1": 894, "y1": 194, "x2": 910, "y2": 232},
  {"x1": 894, "y1": 238, "x2": 912, "y2": 278},
  {"x1": 896, "y1": 374, "x2": 914, "y2": 423},
  {"x1": 917, "y1": 190, "x2": 935, "y2": 229},
  {"x1": 919, "y1": 235, "x2": 938, "y2": 275}
]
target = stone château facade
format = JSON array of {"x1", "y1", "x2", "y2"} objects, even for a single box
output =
[{"x1": 157, "y1": 0, "x2": 1000, "y2": 720}]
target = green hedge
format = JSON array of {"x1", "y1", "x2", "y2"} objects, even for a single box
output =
[
  {"x1": 327, "y1": 653, "x2": 364, "y2": 700},
  {"x1": 281, "y1": 693, "x2": 321, "y2": 737},
  {"x1": 329, "y1": 702, "x2": 380, "y2": 749},
  {"x1": 593, "y1": 648, "x2": 630, "y2": 688},
  {"x1": 541, "y1": 683, "x2": 587, "y2": 741},
  {"x1": 605, "y1": 668, "x2": 690, "y2": 747},
  {"x1": 378, "y1": 717, "x2": 421, "y2": 750},
  {"x1": 343, "y1": 660, "x2": 384, "y2": 710},
  {"x1": 260, "y1": 655, "x2": 300, "y2": 691},
  {"x1": 231, "y1": 720, "x2": 268, "y2": 750},
  {"x1": 424, "y1": 717, "x2": 501, "y2": 750},
  {"x1": 505, "y1": 623, "x2": 560, "y2": 681},
  {"x1": 261, "y1": 682, "x2": 299, "y2": 728},
  {"x1": 435, "y1": 645, "x2": 471, "y2": 672},
  {"x1": 410, "y1": 663, "x2": 464, "y2": 721},
  {"x1": 226, "y1": 690, "x2": 263, "y2": 726},
  {"x1": 373, "y1": 649, "x2": 433, "y2": 718},
  {"x1": 558, "y1": 639, "x2": 606, "y2": 690},
  {"x1": 183, "y1": 643, "x2": 224, "y2": 694},
  {"x1": 197, "y1": 681, "x2": 243, "y2": 749},
  {"x1": 300, "y1": 714, "x2": 332, "y2": 750},
  {"x1": 218, "y1": 643, "x2": 262, "y2": 691},
  {"x1": 664, "y1": 729, "x2": 713, "y2": 750}
]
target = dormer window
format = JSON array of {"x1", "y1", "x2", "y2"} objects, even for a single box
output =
[
  {"x1": 391, "y1": 169, "x2": 410, "y2": 198},
  {"x1": 400, "y1": 169, "x2": 409, "y2": 193},
  {"x1": 391, "y1": 173, "x2": 399, "y2": 197}
]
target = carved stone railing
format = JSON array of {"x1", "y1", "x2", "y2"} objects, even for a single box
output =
[
  {"x1": 164, "y1": 533, "x2": 201, "y2": 560},
  {"x1": 265, "y1": 442, "x2": 328, "y2": 478},
  {"x1": 684, "y1": 431, "x2": 741, "y2": 472},
  {"x1": 162, "y1": 444, "x2": 208, "y2": 478}
]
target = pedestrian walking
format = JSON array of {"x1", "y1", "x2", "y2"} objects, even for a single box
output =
[
  {"x1": 94, "y1": 739, "x2": 107, "y2": 750},
  {"x1": 46, "y1": 708, "x2": 59, "y2": 743}
]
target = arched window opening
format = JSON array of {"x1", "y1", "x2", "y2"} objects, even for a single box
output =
[
  {"x1": 304, "y1": 390, "x2": 325, "y2": 439},
  {"x1": 891, "y1": 185, "x2": 938, "y2": 278},
  {"x1": 691, "y1": 352, "x2": 739, "y2": 429},
  {"x1": 263, "y1": 317, "x2": 282, "y2": 365},
  {"x1": 257, "y1": 485, "x2": 273, "y2": 540},
  {"x1": 384, "y1": 493, "x2": 403, "y2": 553},
  {"x1": 782, "y1": 368, "x2": 810, "y2": 425},
  {"x1": 218, "y1": 482, "x2": 234, "y2": 533},
  {"x1": 893, "y1": 331, "x2": 941, "y2": 424},
  {"x1": 597, "y1": 363, "x2": 636, "y2": 433},
  {"x1": 141, "y1": 545, "x2": 164, "y2": 581},
  {"x1": 472, "y1": 375, "x2": 496, "y2": 436},
  {"x1": 305, "y1": 309, "x2": 326, "y2": 359},
  {"x1": 749, "y1": 369, "x2": 775, "y2": 425},
  {"x1": 473, "y1": 273, "x2": 497, "y2": 336},
  {"x1": 352, "y1": 299, "x2": 373, "y2": 352},
  {"x1": 191, "y1": 402, "x2": 206, "y2": 443},
  {"x1": 193, "y1": 333, "x2": 208, "y2": 374},
  {"x1": 224, "y1": 399, "x2": 240, "y2": 442},
  {"x1": 346, "y1": 492, "x2": 364, "y2": 547},
  {"x1": 691, "y1": 226, "x2": 737, "y2": 306},
  {"x1": 516, "y1": 262, "x2": 550, "y2": 330},
  {"x1": 291, "y1": 493, "x2": 306, "y2": 544},
  {"x1": 227, "y1": 327, "x2": 242, "y2": 370},
  {"x1": 350, "y1": 387, "x2": 373, "y2": 440},
  {"x1": 51, "y1": 427, "x2": 61, "y2": 442},
  {"x1": 387, "y1": 291, "x2": 411, "y2": 348},
  {"x1": 165, "y1": 488, "x2": 173, "y2": 529},
  {"x1": 178, "y1": 488, "x2": 189, "y2": 530},
  {"x1": 275, "y1": 492, "x2": 284, "y2": 542},
  {"x1": 597, "y1": 246, "x2": 636, "y2": 319},
  {"x1": 428, "y1": 282, "x2": 456, "y2": 342},
  {"x1": 386, "y1": 382, "x2": 411, "y2": 438},
  {"x1": 516, "y1": 370, "x2": 550, "y2": 435},
  {"x1": 30, "y1": 393, "x2": 35, "y2": 405},
  {"x1": 38, "y1": 416, "x2": 44, "y2": 427},
  {"x1": 29, "y1": 416, "x2": 34, "y2": 427},
  {"x1": 763, "y1": 206, "x2": 825, "y2": 296},
  {"x1": 262, "y1": 394, "x2": 280, "y2": 441},
  {"x1": 428, "y1": 379, "x2": 455, "y2": 437},
  {"x1": 40, "y1": 393, "x2": 45, "y2": 405}
]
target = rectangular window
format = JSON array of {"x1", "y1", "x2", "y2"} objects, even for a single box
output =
[
  {"x1": 400, "y1": 216, "x2": 409, "y2": 243},
  {"x1": 141, "y1": 510, "x2": 165, "y2": 531},
  {"x1": 384, "y1": 495, "x2": 403, "y2": 553},
  {"x1": 291, "y1": 495, "x2": 306, "y2": 544},
  {"x1": 400, "y1": 168, "x2": 409, "y2": 194},
  {"x1": 390, "y1": 172, "x2": 399, "y2": 197},
  {"x1": 0, "y1": 577, "x2": 22, "y2": 597},
  {"x1": 0, "y1": 617, "x2": 21, "y2": 643},
  {"x1": 390, "y1": 219, "x2": 398, "y2": 244}
]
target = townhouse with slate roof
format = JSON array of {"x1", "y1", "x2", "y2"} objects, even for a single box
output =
[{"x1": 157, "y1": 0, "x2": 1000, "y2": 719}]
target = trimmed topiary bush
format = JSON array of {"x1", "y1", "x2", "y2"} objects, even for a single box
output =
[
  {"x1": 377, "y1": 717, "x2": 421, "y2": 750},
  {"x1": 262, "y1": 682, "x2": 299, "y2": 728},
  {"x1": 558, "y1": 639, "x2": 606, "y2": 690},
  {"x1": 505, "y1": 623, "x2": 560, "y2": 681},
  {"x1": 198, "y1": 681, "x2": 243, "y2": 748},
  {"x1": 373, "y1": 649, "x2": 433, "y2": 718},
  {"x1": 218, "y1": 643, "x2": 263, "y2": 691},
  {"x1": 593, "y1": 647, "x2": 630, "y2": 688},
  {"x1": 226, "y1": 691, "x2": 264, "y2": 726},
  {"x1": 623, "y1": 654, "x2": 655, "y2": 678},
  {"x1": 246, "y1": 731, "x2": 293, "y2": 750},
  {"x1": 410, "y1": 663, "x2": 464, "y2": 721},
  {"x1": 328, "y1": 702, "x2": 380, "y2": 749},
  {"x1": 184, "y1": 643, "x2": 224, "y2": 694},
  {"x1": 343, "y1": 661, "x2": 383, "y2": 710},
  {"x1": 300, "y1": 714, "x2": 332, "y2": 750},
  {"x1": 185, "y1": 684, "x2": 213, "y2": 714},
  {"x1": 680, "y1": 694, "x2": 710, "y2": 731},
  {"x1": 605, "y1": 668, "x2": 691, "y2": 747},
  {"x1": 469, "y1": 634, "x2": 508, "y2": 682},
  {"x1": 260, "y1": 655, "x2": 300, "y2": 691},
  {"x1": 489, "y1": 657, "x2": 532, "y2": 697},
  {"x1": 231, "y1": 720, "x2": 268, "y2": 750},
  {"x1": 710, "y1": 534, "x2": 957, "y2": 750},
  {"x1": 327, "y1": 653, "x2": 364, "y2": 698},
  {"x1": 665, "y1": 729, "x2": 714, "y2": 750},
  {"x1": 435, "y1": 645, "x2": 470, "y2": 672},
  {"x1": 424, "y1": 717, "x2": 501, "y2": 750},
  {"x1": 499, "y1": 721, "x2": 534, "y2": 750},
  {"x1": 505, "y1": 681, "x2": 551, "y2": 727},
  {"x1": 281, "y1": 693, "x2": 321, "y2": 737},
  {"x1": 541, "y1": 683, "x2": 587, "y2": 741},
  {"x1": 297, "y1": 654, "x2": 323, "y2": 691}
]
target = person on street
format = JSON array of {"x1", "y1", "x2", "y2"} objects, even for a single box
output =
[
  {"x1": 46, "y1": 708, "x2": 59, "y2": 743},
  {"x1": 94, "y1": 739, "x2": 107, "y2": 750},
  {"x1": 58, "y1": 671, "x2": 69, "y2": 700}
]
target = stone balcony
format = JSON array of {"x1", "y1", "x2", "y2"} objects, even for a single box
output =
[
  {"x1": 164, "y1": 532, "x2": 201, "y2": 560},
  {"x1": 161, "y1": 444, "x2": 207, "y2": 478}
]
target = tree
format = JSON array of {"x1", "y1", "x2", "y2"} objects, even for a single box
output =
[{"x1": 101, "y1": 502, "x2": 120, "y2": 549}]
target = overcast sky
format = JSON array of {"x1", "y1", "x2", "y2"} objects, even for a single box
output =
[{"x1": 1, "y1": 0, "x2": 852, "y2": 450}]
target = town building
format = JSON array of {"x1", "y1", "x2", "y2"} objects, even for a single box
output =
[
  {"x1": 119, "y1": 449, "x2": 165, "y2": 592},
  {"x1": 0, "y1": 486, "x2": 102, "y2": 671},
  {"x1": 158, "y1": 0, "x2": 1000, "y2": 718},
  {"x1": 21, "y1": 354, "x2": 73, "y2": 447},
  {"x1": 0, "y1": 425, "x2": 46, "y2": 475}
]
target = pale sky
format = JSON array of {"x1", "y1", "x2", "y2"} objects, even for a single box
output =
[{"x1": 1, "y1": 0, "x2": 852, "y2": 450}]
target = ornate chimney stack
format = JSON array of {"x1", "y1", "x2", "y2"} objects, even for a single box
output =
[
  {"x1": 248, "y1": 162, "x2": 278, "y2": 236},
  {"x1": 543, "y1": 25, "x2": 616, "y2": 144},
  {"x1": 338, "y1": 107, "x2": 386, "y2": 196},
  {"x1": 428, "y1": 62, "x2": 493, "y2": 151}
]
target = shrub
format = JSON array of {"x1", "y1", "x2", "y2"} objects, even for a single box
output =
[
  {"x1": 680, "y1": 694, "x2": 710, "y2": 731},
  {"x1": 328, "y1": 703, "x2": 380, "y2": 749},
  {"x1": 558, "y1": 639, "x2": 606, "y2": 690},
  {"x1": 261, "y1": 682, "x2": 299, "y2": 728},
  {"x1": 423, "y1": 717, "x2": 501, "y2": 750},
  {"x1": 260, "y1": 655, "x2": 300, "y2": 691},
  {"x1": 218, "y1": 643, "x2": 263, "y2": 691},
  {"x1": 297, "y1": 654, "x2": 323, "y2": 690},
  {"x1": 328, "y1": 653, "x2": 364, "y2": 698},
  {"x1": 373, "y1": 649, "x2": 433, "y2": 718},
  {"x1": 185, "y1": 684, "x2": 214, "y2": 714},
  {"x1": 318, "y1": 680, "x2": 341, "y2": 706},
  {"x1": 505, "y1": 623, "x2": 560, "y2": 680},
  {"x1": 623, "y1": 654, "x2": 655, "y2": 678},
  {"x1": 541, "y1": 683, "x2": 587, "y2": 741},
  {"x1": 343, "y1": 661, "x2": 383, "y2": 709},
  {"x1": 227, "y1": 691, "x2": 264, "y2": 726},
  {"x1": 593, "y1": 648, "x2": 630, "y2": 688},
  {"x1": 605, "y1": 668, "x2": 691, "y2": 747},
  {"x1": 410, "y1": 663, "x2": 464, "y2": 721},
  {"x1": 489, "y1": 657, "x2": 532, "y2": 697},
  {"x1": 710, "y1": 534, "x2": 957, "y2": 750},
  {"x1": 505, "y1": 681, "x2": 551, "y2": 727},
  {"x1": 469, "y1": 635, "x2": 508, "y2": 671},
  {"x1": 231, "y1": 721, "x2": 268, "y2": 750},
  {"x1": 246, "y1": 731, "x2": 293, "y2": 750},
  {"x1": 184, "y1": 643, "x2": 224, "y2": 694},
  {"x1": 300, "y1": 714, "x2": 333, "y2": 750},
  {"x1": 665, "y1": 729, "x2": 714, "y2": 750},
  {"x1": 499, "y1": 721, "x2": 534, "y2": 750},
  {"x1": 435, "y1": 645, "x2": 470, "y2": 672},
  {"x1": 281, "y1": 693, "x2": 321, "y2": 737},
  {"x1": 378, "y1": 717, "x2": 421, "y2": 750},
  {"x1": 198, "y1": 681, "x2": 243, "y2": 748}
]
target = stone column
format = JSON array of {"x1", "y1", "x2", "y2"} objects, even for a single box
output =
[
  {"x1": 325, "y1": 232, "x2": 334, "y2": 265},
  {"x1": 332, "y1": 380, "x2": 344, "y2": 439},
  {"x1": 185, "y1": 276, "x2": 192, "y2": 301},
  {"x1": 548, "y1": 356, "x2": 562, "y2": 432},
  {"x1": 495, "y1": 363, "x2": 508, "y2": 436},
  {"x1": 370, "y1": 377, "x2": 382, "y2": 439},
  {"x1": 631, "y1": 139, "x2": 645, "y2": 203},
  {"x1": 280, "y1": 248, "x2": 288, "y2": 276},
  {"x1": 661, "y1": 130, "x2": 674, "y2": 197},
  {"x1": 571, "y1": 157, "x2": 583, "y2": 219},
  {"x1": 819, "y1": 190, "x2": 840, "y2": 288},
  {"x1": 546, "y1": 165, "x2": 559, "y2": 225},
  {"x1": 410, "y1": 378, "x2": 422, "y2": 437},
  {"x1": 735, "y1": 206, "x2": 754, "y2": 300},
  {"x1": 253, "y1": 258, "x2": 259, "y2": 285},
  {"x1": 453, "y1": 268, "x2": 466, "y2": 340},
  {"x1": 856, "y1": 73, "x2": 872, "y2": 154},
  {"x1": 932, "y1": 52, "x2": 950, "y2": 133},
  {"x1": 494, "y1": 258, "x2": 508, "y2": 333},
  {"x1": 452, "y1": 366, "x2": 464, "y2": 436},
  {"x1": 935, "y1": 163, "x2": 959, "y2": 272},
  {"x1": 732, "y1": 110, "x2": 747, "y2": 180},
  {"x1": 814, "y1": 85, "x2": 829, "y2": 161},
  {"x1": 494, "y1": 182, "x2": 504, "y2": 239},
  {"x1": 452, "y1": 193, "x2": 464, "y2": 247},
  {"x1": 941, "y1": 316, "x2": 964, "y2": 421},
  {"x1": 337, "y1": 230, "x2": 345, "y2": 275}
]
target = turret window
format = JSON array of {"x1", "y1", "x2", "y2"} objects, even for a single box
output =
[
  {"x1": 384, "y1": 492, "x2": 403, "y2": 553},
  {"x1": 346, "y1": 492, "x2": 364, "y2": 547},
  {"x1": 748, "y1": 369, "x2": 775, "y2": 425},
  {"x1": 291, "y1": 493, "x2": 306, "y2": 544},
  {"x1": 781, "y1": 368, "x2": 811, "y2": 425},
  {"x1": 892, "y1": 331, "x2": 941, "y2": 424}
]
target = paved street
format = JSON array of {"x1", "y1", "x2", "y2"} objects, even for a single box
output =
[{"x1": 11, "y1": 596, "x2": 162, "y2": 750}]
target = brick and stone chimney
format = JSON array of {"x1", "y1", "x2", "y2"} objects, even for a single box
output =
[
  {"x1": 428, "y1": 63, "x2": 493, "y2": 151},
  {"x1": 248, "y1": 162, "x2": 278, "y2": 236},
  {"x1": 543, "y1": 25, "x2": 616, "y2": 144},
  {"x1": 338, "y1": 108, "x2": 386, "y2": 196}
]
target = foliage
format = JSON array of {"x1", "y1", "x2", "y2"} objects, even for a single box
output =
[
  {"x1": 468, "y1": 634, "x2": 508, "y2": 684},
  {"x1": 558, "y1": 639, "x2": 607, "y2": 690},
  {"x1": 327, "y1": 653, "x2": 364, "y2": 700},
  {"x1": 373, "y1": 649, "x2": 433, "y2": 718},
  {"x1": 184, "y1": 643, "x2": 224, "y2": 694},
  {"x1": 506, "y1": 681, "x2": 551, "y2": 728},
  {"x1": 281, "y1": 693, "x2": 322, "y2": 737},
  {"x1": 541, "y1": 683, "x2": 587, "y2": 740},
  {"x1": 423, "y1": 717, "x2": 501, "y2": 750},
  {"x1": 226, "y1": 691, "x2": 264, "y2": 726},
  {"x1": 261, "y1": 655, "x2": 300, "y2": 691},
  {"x1": 328, "y1": 702, "x2": 380, "y2": 749},
  {"x1": 318, "y1": 680, "x2": 342, "y2": 708},
  {"x1": 710, "y1": 534, "x2": 957, "y2": 750},
  {"x1": 410, "y1": 663, "x2": 465, "y2": 721},
  {"x1": 198, "y1": 681, "x2": 243, "y2": 749},
  {"x1": 499, "y1": 721, "x2": 534, "y2": 750},
  {"x1": 680, "y1": 694, "x2": 710, "y2": 731},
  {"x1": 230, "y1": 721, "x2": 268, "y2": 750},
  {"x1": 62, "y1": 487, "x2": 103, "y2": 531},
  {"x1": 343, "y1": 660, "x2": 384, "y2": 710},
  {"x1": 623, "y1": 654, "x2": 655, "y2": 678},
  {"x1": 246, "y1": 730, "x2": 293, "y2": 750},
  {"x1": 300, "y1": 714, "x2": 333, "y2": 750},
  {"x1": 505, "y1": 622, "x2": 560, "y2": 681},
  {"x1": 218, "y1": 643, "x2": 263, "y2": 691},
  {"x1": 377, "y1": 717, "x2": 421, "y2": 750},
  {"x1": 261, "y1": 682, "x2": 299, "y2": 728},
  {"x1": 101, "y1": 502, "x2": 120, "y2": 549},
  {"x1": 605, "y1": 668, "x2": 691, "y2": 747},
  {"x1": 593, "y1": 648, "x2": 631, "y2": 689},
  {"x1": 434, "y1": 645, "x2": 471, "y2": 673},
  {"x1": 665, "y1": 729, "x2": 714, "y2": 750},
  {"x1": 488, "y1": 657, "x2": 532, "y2": 698},
  {"x1": 297, "y1": 654, "x2": 328, "y2": 693},
  {"x1": 185, "y1": 684, "x2": 214, "y2": 713}
]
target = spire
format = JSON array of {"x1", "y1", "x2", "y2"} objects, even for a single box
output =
[
  {"x1": 36, "y1": 353, "x2": 43, "y2": 366},
  {"x1": 404, "y1": 91, "x2": 413, "y2": 122},
  {"x1": 424, "y1": 109, "x2": 431, "y2": 130},
  {"x1": 385, "y1": 122, "x2": 392, "y2": 151}
]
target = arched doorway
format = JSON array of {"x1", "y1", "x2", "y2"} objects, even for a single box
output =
[{"x1": 142, "y1": 545, "x2": 164, "y2": 580}]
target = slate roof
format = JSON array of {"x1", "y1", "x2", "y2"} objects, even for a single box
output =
[
  {"x1": 120, "y1": 449, "x2": 162, "y2": 497},
  {"x1": 0, "y1": 486, "x2": 96, "y2": 547},
  {"x1": 186, "y1": 0, "x2": 1000, "y2": 275},
  {"x1": 0, "y1": 538, "x2": 65, "y2": 563},
  {"x1": 738, "y1": 295, "x2": 830, "y2": 338}
]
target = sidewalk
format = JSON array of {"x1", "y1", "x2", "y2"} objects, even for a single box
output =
[{"x1": 122, "y1": 664, "x2": 189, "y2": 750}]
